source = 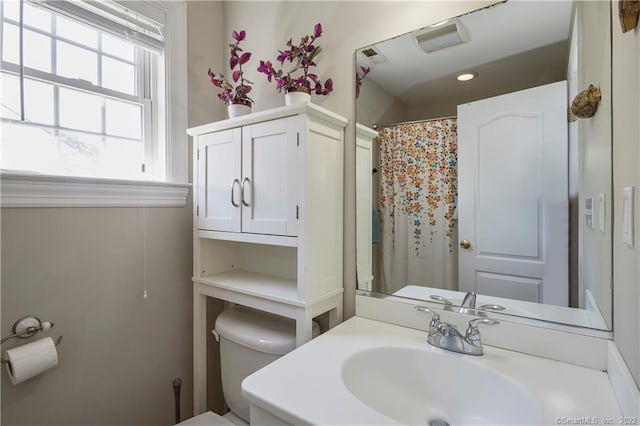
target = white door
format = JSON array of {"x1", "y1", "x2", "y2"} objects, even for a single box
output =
[
  {"x1": 197, "y1": 129, "x2": 242, "y2": 232},
  {"x1": 458, "y1": 81, "x2": 568, "y2": 306},
  {"x1": 241, "y1": 116, "x2": 298, "y2": 236}
]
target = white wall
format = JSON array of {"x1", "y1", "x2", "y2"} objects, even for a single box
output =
[
  {"x1": 221, "y1": 0, "x2": 495, "y2": 318},
  {"x1": 612, "y1": 0, "x2": 640, "y2": 386}
]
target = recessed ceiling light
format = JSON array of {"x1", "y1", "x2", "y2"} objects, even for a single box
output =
[
  {"x1": 456, "y1": 72, "x2": 477, "y2": 82},
  {"x1": 430, "y1": 20, "x2": 450, "y2": 28}
]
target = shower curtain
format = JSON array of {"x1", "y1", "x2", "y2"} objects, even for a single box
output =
[{"x1": 378, "y1": 119, "x2": 458, "y2": 294}]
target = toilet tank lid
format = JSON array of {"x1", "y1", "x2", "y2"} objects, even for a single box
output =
[{"x1": 215, "y1": 306, "x2": 305, "y2": 355}]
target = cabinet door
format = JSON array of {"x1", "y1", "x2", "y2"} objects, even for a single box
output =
[
  {"x1": 197, "y1": 129, "x2": 242, "y2": 232},
  {"x1": 241, "y1": 116, "x2": 298, "y2": 236}
]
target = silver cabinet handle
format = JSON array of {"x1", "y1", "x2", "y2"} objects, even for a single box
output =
[
  {"x1": 231, "y1": 179, "x2": 240, "y2": 207},
  {"x1": 241, "y1": 177, "x2": 251, "y2": 207}
]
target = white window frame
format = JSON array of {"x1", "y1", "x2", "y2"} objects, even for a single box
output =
[{"x1": 0, "y1": 0, "x2": 189, "y2": 208}]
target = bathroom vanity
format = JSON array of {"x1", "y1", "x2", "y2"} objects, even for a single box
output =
[{"x1": 242, "y1": 313, "x2": 623, "y2": 425}]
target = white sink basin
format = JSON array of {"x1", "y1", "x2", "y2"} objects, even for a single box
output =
[
  {"x1": 342, "y1": 346, "x2": 540, "y2": 425},
  {"x1": 242, "y1": 317, "x2": 621, "y2": 426}
]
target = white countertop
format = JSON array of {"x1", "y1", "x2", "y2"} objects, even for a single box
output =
[{"x1": 242, "y1": 316, "x2": 622, "y2": 425}]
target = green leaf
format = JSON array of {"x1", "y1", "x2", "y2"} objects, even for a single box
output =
[{"x1": 308, "y1": 46, "x2": 321, "y2": 61}]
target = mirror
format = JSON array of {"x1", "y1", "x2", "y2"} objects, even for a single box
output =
[{"x1": 355, "y1": 0, "x2": 612, "y2": 330}]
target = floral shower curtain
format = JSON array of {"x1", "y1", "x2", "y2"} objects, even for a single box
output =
[{"x1": 378, "y1": 119, "x2": 458, "y2": 294}]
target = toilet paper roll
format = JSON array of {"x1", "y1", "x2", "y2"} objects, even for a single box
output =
[{"x1": 4, "y1": 337, "x2": 58, "y2": 385}]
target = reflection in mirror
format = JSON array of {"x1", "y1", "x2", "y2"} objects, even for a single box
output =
[{"x1": 355, "y1": 0, "x2": 612, "y2": 330}]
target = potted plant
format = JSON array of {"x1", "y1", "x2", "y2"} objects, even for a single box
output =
[
  {"x1": 208, "y1": 30, "x2": 254, "y2": 118},
  {"x1": 257, "y1": 23, "x2": 333, "y2": 105}
]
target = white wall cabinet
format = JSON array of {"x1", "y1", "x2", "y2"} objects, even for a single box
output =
[
  {"x1": 187, "y1": 103, "x2": 347, "y2": 414},
  {"x1": 197, "y1": 116, "x2": 299, "y2": 236}
]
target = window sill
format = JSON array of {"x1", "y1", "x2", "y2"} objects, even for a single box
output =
[{"x1": 0, "y1": 172, "x2": 191, "y2": 208}]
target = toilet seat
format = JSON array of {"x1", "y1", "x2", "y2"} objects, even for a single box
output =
[{"x1": 177, "y1": 412, "x2": 234, "y2": 426}]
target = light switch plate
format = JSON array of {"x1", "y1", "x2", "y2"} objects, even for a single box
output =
[
  {"x1": 597, "y1": 193, "x2": 606, "y2": 233},
  {"x1": 623, "y1": 186, "x2": 634, "y2": 248},
  {"x1": 585, "y1": 196, "x2": 593, "y2": 230}
]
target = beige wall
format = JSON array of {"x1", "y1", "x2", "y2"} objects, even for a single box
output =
[
  {"x1": 188, "y1": 1, "x2": 225, "y2": 129},
  {"x1": 356, "y1": 78, "x2": 405, "y2": 128},
  {"x1": 1, "y1": 207, "x2": 193, "y2": 425},
  {"x1": 0, "y1": 2, "x2": 226, "y2": 424},
  {"x1": 612, "y1": 0, "x2": 640, "y2": 385},
  {"x1": 222, "y1": 0, "x2": 494, "y2": 318}
]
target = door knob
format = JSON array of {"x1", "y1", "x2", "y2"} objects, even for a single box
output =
[{"x1": 460, "y1": 239, "x2": 472, "y2": 249}]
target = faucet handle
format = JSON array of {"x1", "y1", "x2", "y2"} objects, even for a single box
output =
[
  {"x1": 414, "y1": 305, "x2": 441, "y2": 328},
  {"x1": 479, "y1": 304, "x2": 506, "y2": 311},
  {"x1": 466, "y1": 317, "x2": 499, "y2": 340},
  {"x1": 468, "y1": 317, "x2": 499, "y2": 328},
  {"x1": 429, "y1": 295, "x2": 453, "y2": 305},
  {"x1": 414, "y1": 305, "x2": 440, "y2": 319}
]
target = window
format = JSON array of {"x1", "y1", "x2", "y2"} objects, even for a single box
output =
[{"x1": 0, "y1": 0, "x2": 169, "y2": 182}]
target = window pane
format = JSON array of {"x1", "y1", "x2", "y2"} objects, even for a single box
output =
[
  {"x1": 101, "y1": 136, "x2": 143, "y2": 179},
  {"x1": 1, "y1": 6, "x2": 156, "y2": 181},
  {"x1": 55, "y1": 130, "x2": 103, "y2": 177},
  {"x1": 2, "y1": 23, "x2": 19, "y2": 64},
  {"x1": 55, "y1": 15, "x2": 97, "y2": 48},
  {"x1": 59, "y1": 87, "x2": 102, "y2": 133},
  {"x1": 56, "y1": 41, "x2": 97, "y2": 84},
  {"x1": 102, "y1": 57, "x2": 135, "y2": 95},
  {"x1": 102, "y1": 33, "x2": 135, "y2": 62},
  {"x1": 1, "y1": 122, "x2": 60, "y2": 174},
  {"x1": 24, "y1": 3, "x2": 51, "y2": 32},
  {"x1": 2, "y1": 0, "x2": 19, "y2": 21},
  {"x1": 24, "y1": 30, "x2": 51, "y2": 72},
  {"x1": 24, "y1": 78, "x2": 54, "y2": 125},
  {"x1": 105, "y1": 99, "x2": 141, "y2": 139},
  {"x1": 1, "y1": 123, "x2": 144, "y2": 179},
  {"x1": 0, "y1": 72, "x2": 20, "y2": 120}
]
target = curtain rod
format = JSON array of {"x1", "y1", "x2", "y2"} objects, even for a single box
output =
[{"x1": 372, "y1": 115, "x2": 457, "y2": 129}]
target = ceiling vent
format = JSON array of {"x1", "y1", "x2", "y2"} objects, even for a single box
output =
[
  {"x1": 359, "y1": 46, "x2": 387, "y2": 64},
  {"x1": 414, "y1": 20, "x2": 468, "y2": 53}
]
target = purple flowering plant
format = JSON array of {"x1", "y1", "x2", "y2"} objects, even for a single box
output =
[
  {"x1": 257, "y1": 23, "x2": 333, "y2": 96},
  {"x1": 208, "y1": 30, "x2": 253, "y2": 106},
  {"x1": 355, "y1": 66, "x2": 371, "y2": 98}
]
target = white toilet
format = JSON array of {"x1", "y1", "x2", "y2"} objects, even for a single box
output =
[{"x1": 178, "y1": 305, "x2": 319, "y2": 426}]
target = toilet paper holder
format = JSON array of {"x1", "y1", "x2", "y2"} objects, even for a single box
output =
[{"x1": 1, "y1": 315, "x2": 63, "y2": 364}]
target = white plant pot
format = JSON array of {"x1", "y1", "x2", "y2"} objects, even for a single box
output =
[
  {"x1": 285, "y1": 91, "x2": 311, "y2": 106},
  {"x1": 227, "y1": 104, "x2": 251, "y2": 118}
]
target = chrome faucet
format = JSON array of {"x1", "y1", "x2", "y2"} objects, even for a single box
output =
[
  {"x1": 415, "y1": 305, "x2": 498, "y2": 355},
  {"x1": 458, "y1": 291, "x2": 477, "y2": 315},
  {"x1": 461, "y1": 291, "x2": 477, "y2": 308}
]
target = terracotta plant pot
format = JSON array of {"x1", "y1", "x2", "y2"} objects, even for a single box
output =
[{"x1": 227, "y1": 103, "x2": 251, "y2": 118}]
